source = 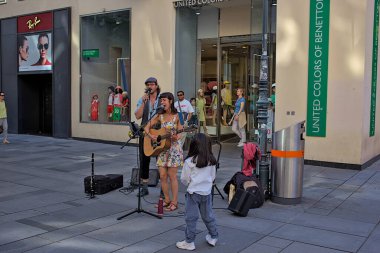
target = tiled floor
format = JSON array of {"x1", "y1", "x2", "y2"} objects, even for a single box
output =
[{"x1": 0, "y1": 134, "x2": 379, "y2": 252}]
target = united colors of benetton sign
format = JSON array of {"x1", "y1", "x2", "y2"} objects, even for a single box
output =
[
  {"x1": 173, "y1": 0, "x2": 224, "y2": 8},
  {"x1": 306, "y1": 0, "x2": 330, "y2": 137}
]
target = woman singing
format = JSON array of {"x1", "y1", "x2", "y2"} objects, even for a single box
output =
[{"x1": 144, "y1": 92, "x2": 183, "y2": 211}]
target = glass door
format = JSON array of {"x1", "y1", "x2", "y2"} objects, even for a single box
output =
[
  {"x1": 219, "y1": 43, "x2": 250, "y2": 140},
  {"x1": 198, "y1": 38, "x2": 218, "y2": 137}
]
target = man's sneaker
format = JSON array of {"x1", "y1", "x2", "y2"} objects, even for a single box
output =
[
  {"x1": 176, "y1": 240, "x2": 195, "y2": 251},
  {"x1": 206, "y1": 234, "x2": 217, "y2": 246},
  {"x1": 3, "y1": 139, "x2": 10, "y2": 144},
  {"x1": 136, "y1": 187, "x2": 149, "y2": 197},
  {"x1": 237, "y1": 142, "x2": 244, "y2": 147}
]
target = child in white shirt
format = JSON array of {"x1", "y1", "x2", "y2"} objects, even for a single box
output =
[{"x1": 176, "y1": 133, "x2": 218, "y2": 251}]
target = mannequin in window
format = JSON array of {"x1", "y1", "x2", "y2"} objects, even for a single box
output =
[
  {"x1": 89, "y1": 94, "x2": 99, "y2": 121},
  {"x1": 211, "y1": 86, "x2": 218, "y2": 126},
  {"x1": 113, "y1": 86, "x2": 123, "y2": 122},
  {"x1": 196, "y1": 89, "x2": 208, "y2": 135},
  {"x1": 107, "y1": 86, "x2": 115, "y2": 121},
  {"x1": 121, "y1": 91, "x2": 129, "y2": 121},
  {"x1": 221, "y1": 81, "x2": 233, "y2": 126}
]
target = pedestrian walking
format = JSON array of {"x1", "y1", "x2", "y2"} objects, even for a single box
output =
[
  {"x1": 0, "y1": 91, "x2": 10, "y2": 144},
  {"x1": 176, "y1": 133, "x2": 218, "y2": 251},
  {"x1": 231, "y1": 88, "x2": 246, "y2": 147}
]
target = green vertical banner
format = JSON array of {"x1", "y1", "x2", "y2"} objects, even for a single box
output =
[
  {"x1": 306, "y1": 0, "x2": 330, "y2": 137},
  {"x1": 370, "y1": 0, "x2": 379, "y2": 137}
]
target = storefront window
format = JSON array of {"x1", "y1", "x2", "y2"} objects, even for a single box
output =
[
  {"x1": 175, "y1": 1, "x2": 276, "y2": 141},
  {"x1": 80, "y1": 10, "x2": 131, "y2": 124}
]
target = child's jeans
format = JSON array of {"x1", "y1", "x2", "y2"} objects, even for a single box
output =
[{"x1": 185, "y1": 192, "x2": 218, "y2": 243}]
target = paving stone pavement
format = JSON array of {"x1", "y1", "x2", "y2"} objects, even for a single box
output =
[{"x1": 0, "y1": 134, "x2": 379, "y2": 252}]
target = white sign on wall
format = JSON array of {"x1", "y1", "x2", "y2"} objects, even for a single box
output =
[{"x1": 173, "y1": 0, "x2": 224, "y2": 8}]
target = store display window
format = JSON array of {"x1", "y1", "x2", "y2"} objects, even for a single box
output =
[{"x1": 80, "y1": 10, "x2": 131, "y2": 124}]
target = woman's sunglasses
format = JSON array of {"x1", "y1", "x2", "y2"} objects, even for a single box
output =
[{"x1": 38, "y1": 43, "x2": 49, "y2": 50}]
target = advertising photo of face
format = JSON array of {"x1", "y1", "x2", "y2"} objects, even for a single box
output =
[
  {"x1": 18, "y1": 36, "x2": 29, "y2": 66},
  {"x1": 32, "y1": 33, "x2": 51, "y2": 66}
]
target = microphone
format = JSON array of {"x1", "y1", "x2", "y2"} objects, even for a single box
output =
[
  {"x1": 127, "y1": 121, "x2": 140, "y2": 137},
  {"x1": 145, "y1": 87, "x2": 152, "y2": 94},
  {"x1": 156, "y1": 105, "x2": 165, "y2": 114}
]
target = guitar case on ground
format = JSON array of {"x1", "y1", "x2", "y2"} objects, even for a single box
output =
[
  {"x1": 84, "y1": 174, "x2": 123, "y2": 195},
  {"x1": 227, "y1": 188, "x2": 255, "y2": 217}
]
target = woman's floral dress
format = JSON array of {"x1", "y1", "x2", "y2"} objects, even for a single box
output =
[{"x1": 156, "y1": 114, "x2": 183, "y2": 168}]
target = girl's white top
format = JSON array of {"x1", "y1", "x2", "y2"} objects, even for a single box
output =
[{"x1": 180, "y1": 157, "x2": 216, "y2": 195}]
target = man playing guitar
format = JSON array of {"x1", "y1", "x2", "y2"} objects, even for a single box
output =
[
  {"x1": 144, "y1": 92, "x2": 183, "y2": 212},
  {"x1": 134, "y1": 77, "x2": 160, "y2": 197}
]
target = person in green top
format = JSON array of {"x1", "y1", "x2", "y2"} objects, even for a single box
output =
[
  {"x1": 0, "y1": 91, "x2": 9, "y2": 144},
  {"x1": 271, "y1": 83, "x2": 276, "y2": 108}
]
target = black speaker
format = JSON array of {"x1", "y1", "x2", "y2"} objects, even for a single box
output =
[
  {"x1": 84, "y1": 174, "x2": 123, "y2": 195},
  {"x1": 130, "y1": 168, "x2": 159, "y2": 186},
  {"x1": 228, "y1": 188, "x2": 255, "y2": 217}
]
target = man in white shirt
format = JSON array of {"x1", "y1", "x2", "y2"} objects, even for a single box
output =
[{"x1": 174, "y1": 91, "x2": 194, "y2": 147}]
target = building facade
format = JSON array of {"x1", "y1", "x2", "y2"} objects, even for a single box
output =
[{"x1": 277, "y1": 0, "x2": 380, "y2": 169}]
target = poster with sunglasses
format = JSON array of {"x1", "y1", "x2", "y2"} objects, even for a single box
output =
[{"x1": 18, "y1": 32, "x2": 52, "y2": 72}]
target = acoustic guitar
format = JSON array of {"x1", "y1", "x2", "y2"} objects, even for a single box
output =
[{"x1": 144, "y1": 125, "x2": 197, "y2": 156}]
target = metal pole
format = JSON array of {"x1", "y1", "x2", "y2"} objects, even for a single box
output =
[{"x1": 257, "y1": 0, "x2": 270, "y2": 197}]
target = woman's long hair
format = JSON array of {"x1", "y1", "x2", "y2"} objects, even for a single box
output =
[
  {"x1": 159, "y1": 92, "x2": 177, "y2": 114},
  {"x1": 186, "y1": 133, "x2": 217, "y2": 168}
]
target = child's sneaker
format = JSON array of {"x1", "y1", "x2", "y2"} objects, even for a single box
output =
[
  {"x1": 206, "y1": 234, "x2": 217, "y2": 246},
  {"x1": 176, "y1": 240, "x2": 195, "y2": 251}
]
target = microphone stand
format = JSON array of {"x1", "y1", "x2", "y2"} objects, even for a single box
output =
[
  {"x1": 117, "y1": 91, "x2": 162, "y2": 220},
  {"x1": 88, "y1": 153, "x2": 96, "y2": 199}
]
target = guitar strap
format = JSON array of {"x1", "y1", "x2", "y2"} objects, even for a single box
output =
[{"x1": 177, "y1": 101, "x2": 185, "y2": 126}]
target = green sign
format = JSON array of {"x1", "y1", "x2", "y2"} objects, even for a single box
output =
[
  {"x1": 306, "y1": 0, "x2": 330, "y2": 137},
  {"x1": 370, "y1": 0, "x2": 379, "y2": 137},
  {"x1": 82, "y1": 49, "x2": 99, "y2": 58}
]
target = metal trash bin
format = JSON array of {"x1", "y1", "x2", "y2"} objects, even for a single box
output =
[{"x1": 271, "y1": 121, "x2": 305, "y2": 204}]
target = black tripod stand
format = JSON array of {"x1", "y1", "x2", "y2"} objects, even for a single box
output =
[
  {"x1": 212, "y1": 140, "x2": 225, "y2": 202},
  {"x1": 117, "y1": 122, "x2": 162, "y2": 220}
]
